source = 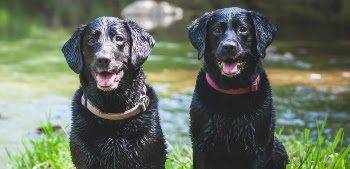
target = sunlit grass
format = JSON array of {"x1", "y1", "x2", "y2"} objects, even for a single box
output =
[
  {"x1": 165, "y1": 143, "x2": 193, "y2": 169},
  {"x1": 6, "y1": 122, "x2": 349, "y2": 169},
  {"x1": 6, "y1": 123, "x2": 73, "y2": 169},
  {"x1": 284, "y1": 122, "x2": 350, "y2": 169}
]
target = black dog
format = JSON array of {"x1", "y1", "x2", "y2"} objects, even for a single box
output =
[
  {"x1": 62, "y1": 17, "x2": 166, "y2": 169},
  {"x1": 188, "y1": 8, "x2": 288, "y2": 169}
]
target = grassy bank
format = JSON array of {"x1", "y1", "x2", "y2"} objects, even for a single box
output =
[{"x1": 6, "y1": 123, "x2": 349, "y2": 169}]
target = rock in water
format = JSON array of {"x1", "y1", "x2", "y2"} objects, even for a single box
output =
[{"x1": 122, "y1": 0, "x2": 183, "y2": 30}]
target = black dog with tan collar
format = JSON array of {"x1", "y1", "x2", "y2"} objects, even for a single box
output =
[
  {"x1": 62, "y1": 17, "x2": 166, "y2": 169},
  {"x1": 188, "y1": 8, "x2": 288, "y2": 169}
]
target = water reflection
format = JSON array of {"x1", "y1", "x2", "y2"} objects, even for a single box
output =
[{"x1": 122, "y1": 0, "x2": 183, "y2": 30}]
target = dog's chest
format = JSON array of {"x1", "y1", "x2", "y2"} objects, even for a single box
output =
[
  {"x1": 193, "y1": 91, "x2": 272, "y2": 154},
  {"x1": 93, "y1": 136, "x2": 149, "y2": 168},
  {"x1": 202, "y1": 113, "x2": 260, "y2": 153}
]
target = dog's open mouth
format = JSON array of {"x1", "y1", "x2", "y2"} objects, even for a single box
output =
[
  {"x1": 219, "y1": 59, "x2": 245, "y2": 77},
  {"x1": 94, "y1": 70, "x2": 124, "y2": 91}
]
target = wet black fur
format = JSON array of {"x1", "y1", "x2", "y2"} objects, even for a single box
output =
[
  {"x1": 62, "y1": 17, "x2": 166, "y2": 169},
  {"x1": 188, "y1": 8, "x2": 288, "y2": 169}
]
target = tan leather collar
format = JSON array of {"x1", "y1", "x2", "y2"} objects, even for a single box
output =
[{"x1": 81, "y1": 91, "x2": 149, "y2": 121}]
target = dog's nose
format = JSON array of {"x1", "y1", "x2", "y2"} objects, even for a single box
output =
[
  {"x1": 97, "y1": 57, "x2": 111, "y2": 67},
  {"x1": 222, "y1": 42, "x2": 238, "y2": 54}
]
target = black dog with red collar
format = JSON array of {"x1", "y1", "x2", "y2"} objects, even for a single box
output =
[{"x1": 188, "y1": 7, "x2": 288, "y2": 169}]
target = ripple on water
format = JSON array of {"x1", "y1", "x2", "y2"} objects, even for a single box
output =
[
  {"x1": 0, "y1": 95, "x2": 71, "y2": 166},
  {"x1": 159, "y1": 94, "x2": 191, "y2": 144},
  {"x1": 274, "y1": 85, "x2": 350, "y2": 141}
]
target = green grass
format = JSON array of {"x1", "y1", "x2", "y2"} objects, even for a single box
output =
[
  {"x1": 283, "y1": 121, "x2": 350, "y2": 169},
  {"x1": 6, "y1": 123, "x2": 73, "y2": 169},
  {"x1": 6, "y1": 123, "x2": 349, "y2": 169}
]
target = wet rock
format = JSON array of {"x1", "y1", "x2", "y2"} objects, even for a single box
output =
[
  {"x1": 297, "y1": 48, "x2": 308, "y2": 55},
  {"x1": 294, "y1": 60, "x2": 311, "y2": 69},
  {"x1": 0, "y1": 113, "x2": 7, "y2": 120},
  {"x1": 306, "y1": 111, "x2": 329, "y2": 119},
  {"x1": 295, "y1": 86, "x2": 313, "y2": 94},
  {"x1": 317, "y1": 86, "x2": 350, "y2": 94},
  {"x1": 122, "y1": 0, "x2": 183, "y2": 30},
  {"x1": 267, "y1": 51, "x2": 294, "y2": 62},
  {"x1": 309, "y1": 73, "x2": 322, "y2": 80},
  {"x1": 276, "y1": 118, "x2": 305, "y2": 126},
  {"x1": 266, "y1": 47, "x2": 293, "y2": 61},
  {"x1": 328, "y1": 58, "x2": 338, "y2": 64},
  {"x1": 36, "y1": 124, "x2": 62, "y2": 134},
  {"x1": 342, "y1": 71, "x2": 350, "y2": 78},
  {"x1": 266, "y1": 46, "x2": 312, "y2": 69}
]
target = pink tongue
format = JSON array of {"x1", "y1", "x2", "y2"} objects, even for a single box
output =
[
  {"x1": 222, "y1": 62, "x2": 239, "y2": 74},
  {"x1": 96, "y1": 73, "x2": 116, "y2": 87}
]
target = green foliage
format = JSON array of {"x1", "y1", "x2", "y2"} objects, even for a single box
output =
[
  {"x1": 6, "y1": 123, "x2": 73, "y2": 169},
  {"x1": 284, "y1": 121, "x2": 350, "y2": 169},
  {"x1": 6, "y1": 122, "x2": 349, "y2": 169},
  {"x1": 1, "y1": 0, "x2": 350, "y2": 39},
  {"x1": 166, "y1": 143, "x2": 193, "y2": 169}
]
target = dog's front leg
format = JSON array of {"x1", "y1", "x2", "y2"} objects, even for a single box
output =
[
  {"x1": 70, "y1": 136, "x2": 99, "y2": 169},
  {"x1": 249, "y1": 157, "x2": 261, "y2": 169},
  {"x1": 269, "y1": 138, "x2": 288, "y2": 169},
  {"x1": 192, "y1": 144, "x2": 207, "y2": 169}
]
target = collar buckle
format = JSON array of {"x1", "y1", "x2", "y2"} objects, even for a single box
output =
[{"x1": 140, "y1": 95, "x2": 149, "y2": 112}]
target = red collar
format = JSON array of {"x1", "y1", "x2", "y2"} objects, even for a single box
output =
[{"x1": 206, "y1": 73, "x2": 260, "y2": 95}]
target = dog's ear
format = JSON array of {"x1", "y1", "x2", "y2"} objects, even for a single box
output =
[
  {"x1": 125, "y1": 20, "x2": 155, "y2": 68},
  {"x1": 188, "y1": 12, "x2": 213, "y2": 60},
  {"x1": 250, "y1": 11, "x2": 277, "y2": 58},
  {"x1": 61, "y1": 25, "x2": 86, "y2": 74}
]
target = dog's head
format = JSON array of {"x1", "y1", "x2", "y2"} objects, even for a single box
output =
[
  {"x1": 62, "y1": 17, "x2": 154, "y2": 91},
  {"x1": 188, "y1": 7, "x2": 276, "y2": 88}
]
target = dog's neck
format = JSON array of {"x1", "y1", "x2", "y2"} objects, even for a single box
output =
[
  {"x1": 206, "y1": 73, "x2": 260, "y2": 95},
  {"x1": 81, "y1": 68, "x2": 146, "y2": 114},
  {"x1": 198, "y1": 69, "x2": 270, "y2": 99},
  {"x1": 197, "y1": 70, "x2": 271, "y2": 114}
]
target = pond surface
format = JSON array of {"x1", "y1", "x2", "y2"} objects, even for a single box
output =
[{"x1": 0, "y1": 12, "x2": 350, "y2": 167}]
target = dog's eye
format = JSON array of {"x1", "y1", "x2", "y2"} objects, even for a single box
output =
[
  {"x1": 115, "y1": 35, "x2": 124, "y2": 42},
  {"x1": 238, "y1": 26, "x2": 248, "y2": 33},
  {"x1": 92, "y1": 31, "x2": 101, "y2": 41},
  {"x1": 213, "y1": 27, "x2": 222, "y2": 34}
]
